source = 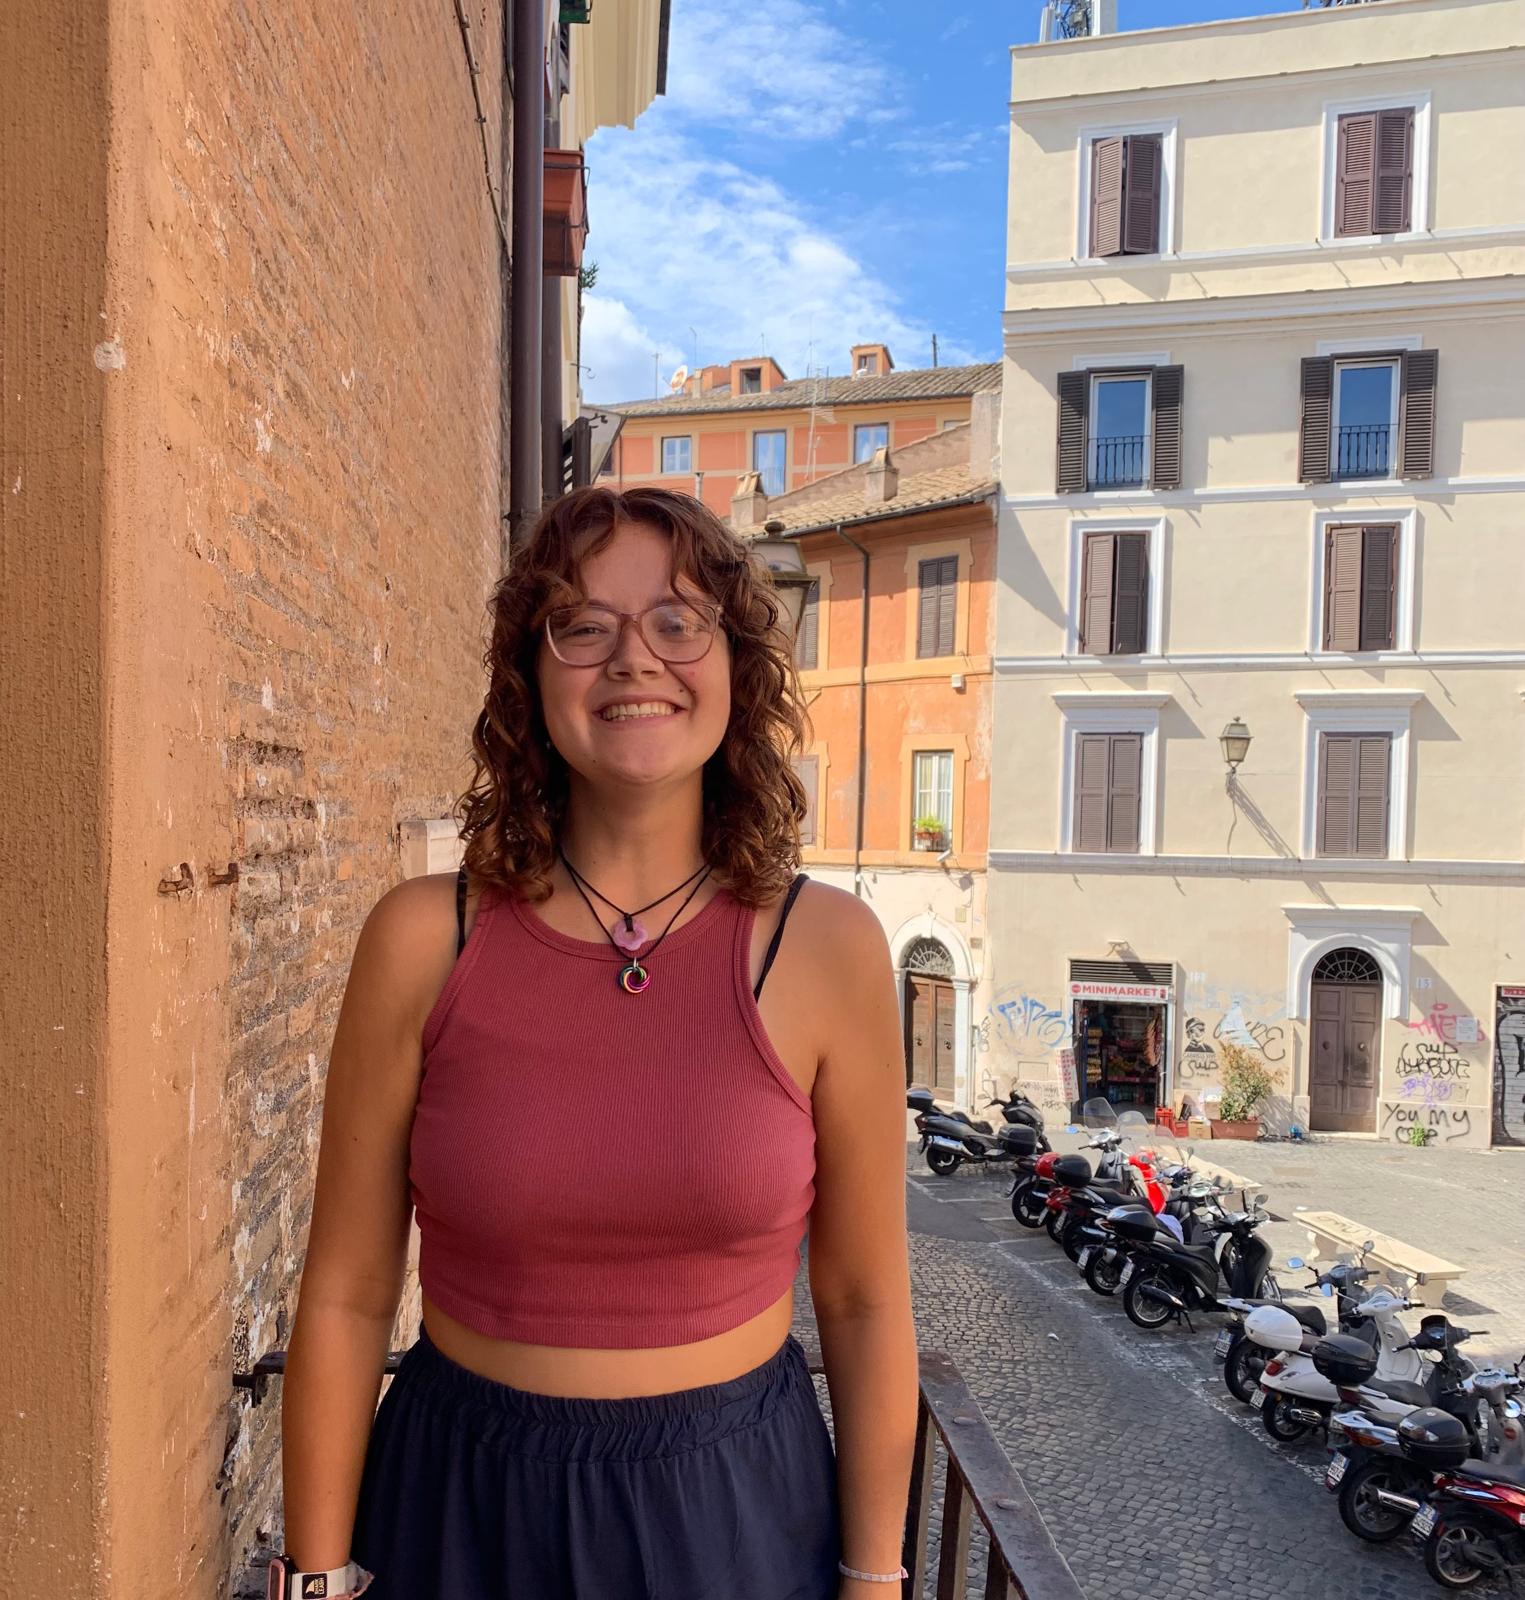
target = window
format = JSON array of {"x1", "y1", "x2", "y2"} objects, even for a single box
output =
[
  {"x1": 1299, "y1": 350, "x2": 1437, "y2": 484},
  {"x1": 752, "y1": 430, "x2": 786, "y2": 495},
  {"x1": 660, "y1": 436, "x2": 691, "y2": 474},
  {"x1": 1317, "y1": 733, "x2": 1391, "y2": 858},
  {"x1": 1057, "y1": 365, "x2": 1182, "y2": 494},
  {"x1": 916, "y1": 556, "x2": 957, "y2": 657},
  {"x1": 1334, "y1": 108, "x2": 1414, "y2": 238},
  {"x1": 795, "y1": 578, "x2": 820, "y2": 670},
  {"x1": 856, "y1": 352, "x2": 878, "y2": 375},
  {"x1": 853, "y1": 423, "x2": 889, "y2": 463},
  {"x1": 739, "y1": 367, "x2": 762, "y2": 394},
  {"x1": 1073, "y1": 733, "x2": 1142, "y2": 854},
  {"x1": 792, "y1": 755, "x2": 819, "y2": 846},
  {"x1": 1079, "y1": 531, "x2": 1149, "y2": 654},
  {"x1": 1322, "y1": 524, "x2": 1397, "y2": 652},
  {"x1": 912, "y1": 750, "x2": 954, "y2": 845},
  {"x1": 1088, "y1": 133, "x2": 1162, "y2": 257}
]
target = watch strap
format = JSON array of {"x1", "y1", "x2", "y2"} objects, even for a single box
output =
[{"x1": 268, "y1": 1557, "x2": 373, "y2": 1599}]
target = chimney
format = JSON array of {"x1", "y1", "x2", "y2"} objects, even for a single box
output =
[
  {"x1": 730, "y1": 470, "x2": 768, "y2": 529},
  {"x1": 864, "y1": 447, "x2": 898, "y2": 505},
  {"x1": 968, "y1": 391, "x2": 999, "y2": 480}
]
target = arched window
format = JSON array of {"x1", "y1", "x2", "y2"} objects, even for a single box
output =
[
  {"x1": 1312, "y1": 946, "x2": 1383, "y2": 985},
  {"x1": 904, "y1": 937, "x2": 954, "y2": 978}
]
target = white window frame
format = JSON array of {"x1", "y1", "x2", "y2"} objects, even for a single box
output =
[
  {"x1": 912, "y1": 749, "x2": 955, "y2": 837},
  {"x1": 1284, "y1": 904, "x2": 1418, "y2": 1023},
  {"x1": 1295, "y1": 690, "x2": 1422, "y2": 861},
  {"x1": 1054, "y1": 691, "x2": 1171, "y2": 855},
  {"x1": 1319, "y1": 91, "x2": 1432, "y2": 245},
  {"x1": 1307, "y1": 507, "x2": 1416, "y2": 657},
  {"x1": 1087, "y1": 370, "x2": 1152, "y2": 492},
  {"x1": 1331, "y1": 357, "x2": 1400, "y2": 482},
  {"x1": 853, "y1": 422, "x2": 890, "y2": 463},
  {"x1": 750, "y1": 428, "x2": 788, "y2": 496},
  {"x1": 1075, "y1": 118, "x2": 1179, "y2": 262},
  {"x1": 1065, "y1": 515, "x2": 1167, "y2": 658},
  {"x1": 659, "y1": 435, "x2": 692, "y2": 475}
]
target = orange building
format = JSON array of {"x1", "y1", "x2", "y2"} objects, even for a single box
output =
[
  {"x1": 599, "y1": 343, "x2": 1000, "y2": 518},
  {"x1": 730, "y1": 399, "x2": 1002, "y2": 1104}
]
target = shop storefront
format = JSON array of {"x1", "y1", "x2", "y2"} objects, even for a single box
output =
[{"x1": 1068, "y1": 976, "x2": 1174, "y2": 1116}]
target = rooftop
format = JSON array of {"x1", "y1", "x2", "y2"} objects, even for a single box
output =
[{"x1": 607, "y1": 360, "x2": 1001, "y2": 419}]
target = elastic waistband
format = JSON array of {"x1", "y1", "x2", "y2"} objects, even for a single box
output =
[{"x1": 393, "y1": 1324, "x2": 813, "y2": 1462}]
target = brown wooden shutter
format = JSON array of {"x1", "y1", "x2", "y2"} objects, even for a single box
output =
[
  {"x1": 1107, "y1": 733, "x2": 1142, "y2": 853},
  {"x1": 1359, "y1": 525, "x2": 1397, "y2": 651},
  {"x1": 1056, "y1": 371, "x2": 1088, "y2": 493},
  {"x1": 794, "y1": 755, "x2": 818, "y2": 845},
  {"x1": 1335, "y1": 112, "x2": 1377, "y2": 237},
  {"x1": 1299, "y1": 357, "x2": 1334, "y2": 483},
  {"x1": 1090, "y1": 137, "x2": 1124, "y2": 257},
  {"x1": 1373, "y1": 108, "x2": 1414, "y2": 234},
  {"x1": 1079, "y1": 533, "x2": 1114, "y2": 654},
  {"x1": 937, "y1": 556, "x2": 957, "y2": 654},
  {"x1": 1112, "y1": 533, "x2": 1149, "y2": 655},
  {"x1": 1323, "y1": 524, "x2": 1363, "y2": 651},
  {"x1": 1074, "y1": 734, "x2": 1110, "y2": 851},
  {"x1": 916, "y1": 560, "x2": 938, "y2": 656},
  {"x1": 795, "y1": 579, "x2": 819, "y2": 669},
  {"x1": 1352, "y1": 734, "x2": 1391, "y2": 857},
  {"x1": 1150, "y1": 363, "x2": 1183, "y2": 489},
  {"x1": 1318, "y1": 732, "x2": 1355, "y2": 855},
  {"x1": 1399, "y1": 348, "x2": 1437, "y2": 479},
  {"x1": 1122, "y1": 134, "x2": 1162, "y2": 254}
]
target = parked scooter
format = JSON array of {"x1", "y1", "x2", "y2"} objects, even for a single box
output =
[
  {"x1": 1117, "y1": 1193, "x2": 1278, "y2": 1330},
  {"x1": 908, "y1": 1085, "x2": 1049, "y2": 1177},
  {"x1": 1405, "y1": 1402, "x2": 1525, "y2": 1588},
  {"x1": 1072, "y1": 1173, "x2": 1220, "y2": 1296}
]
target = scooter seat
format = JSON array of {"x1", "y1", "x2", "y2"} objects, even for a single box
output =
[
  {"x1": 1367, "y1": 1377, "x2": 1431, "y2": 1408},
  {"x1": 1086, "y1": 1185, "x2": 1139, "y2": 1208},
  {"x1": 1237, "y1": 1301, "x2": 1327, "y2": 1336},
  {"x1": 1456, "y1": 1457, "x2": 1525, "y2": 1489}
]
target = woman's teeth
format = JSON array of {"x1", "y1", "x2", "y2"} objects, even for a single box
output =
[{"x1": 599, "y1": 703, "x2": 678, "y2": 721}]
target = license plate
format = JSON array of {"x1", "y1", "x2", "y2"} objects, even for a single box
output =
[
  {"x1": 1120, "y1": 1261, "x2": 1135, "y2": 1286},
  {"x1": 1412, "y1": 1504, "x2": 1437, "y2": 1540},
  {"x1": 1250, "y1": 1386, "x2": 1267, "y2": 1410},
  {"x1": 1078, "y1": 1247, "x2": 1093, "y2": 1269},
  {"x1": 1214, "y1": 1329, "x2": 1233, "y2": 1358},
  {"x1": 1326, "y1": 1455, "x2": 1348, "y2": 1489}
]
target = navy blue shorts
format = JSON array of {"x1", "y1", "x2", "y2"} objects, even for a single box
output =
[{"x1": 349, "y1": 1324, "x2": 842, "y2": 1599}]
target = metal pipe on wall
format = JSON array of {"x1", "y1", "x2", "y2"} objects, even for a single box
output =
[
  {"x1": 830, "y1": 521, "x2": 871, "y2": 899},
  {"x1": 508, "y1": 0, "x2": 545, "y2": 543}
]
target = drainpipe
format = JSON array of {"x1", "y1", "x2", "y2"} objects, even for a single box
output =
[
  {"x1": 541, "y1": 46, "x2": 564, "y2": 501},
  {"x1": 829, "y1": 521, "x2": 871, "y2": 899},
  {"x1": 508, "y1": 0, "x2": 545, "y2": 545}
]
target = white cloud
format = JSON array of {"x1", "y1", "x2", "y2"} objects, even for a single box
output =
[{"x1": 578, "y1": 296, "x2": 683, "y2": 407}]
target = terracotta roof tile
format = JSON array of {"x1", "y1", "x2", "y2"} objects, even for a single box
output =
[
  {"x1": 760, "y1": 463, "x2": 997, "y2": 533},
  {"x1": 607, "y1": 361, "x2": 1001, "y2": 418}
]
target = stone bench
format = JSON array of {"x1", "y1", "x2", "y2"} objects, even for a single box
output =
[{"x1": 1294, "y1": 1209, "x2": 1465, "y2": 1293}]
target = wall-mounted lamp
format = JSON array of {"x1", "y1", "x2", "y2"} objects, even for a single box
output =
[
  {"x1": 1219, "y1": 716, "x2": 1252, "y2": 773},
  {"x1": 748, "y1": 520, "x2": 814, "y2": 640}
]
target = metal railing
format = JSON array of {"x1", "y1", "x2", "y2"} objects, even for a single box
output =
[
  {"x1": 1335, "y1": 423, "x2": 1393, "y2": 479},
  {"x1": 1086, "y1": 435, "x2": 1145, "y2": 490}
]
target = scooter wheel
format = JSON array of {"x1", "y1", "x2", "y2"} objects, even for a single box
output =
[
  {"x1": 1043, "y1": 1206, "x2": 1066, "y2": 1245},
  {"x1": 926, "y1": 1147, "x2": 961, "y2": 1177},
  {"x1": 1084, "y1": 1250, "x2": 1123, "y2": 1297},
  {"x1": 1338, "y1": 1459, "x2": 1425, "y2": 1544},
  {"x1": 1061, "y1": 1219, "x2": 1086, "y2": 1264},
  {"x1": 1423, "y1": 1511, "x2": 1490, "y2": 1590},
  {"x1": 1223, "y1": 1337, "x2": 1268, "y2": 1405},
  {"x1": 1260, "y1": 1392, "x2": 1312, "y2": 1443},
  {"x1": 1122, "y1": 1270, "x2": 1175, "y2": 1331},
  {"x1": 1011, "y1": 1184, "x2": 1046, "y2": 1228}
]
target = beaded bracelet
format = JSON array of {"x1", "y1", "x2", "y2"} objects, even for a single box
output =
[{"x1": 837, "y1": 1558, "x2": 908, "y2": 1583}]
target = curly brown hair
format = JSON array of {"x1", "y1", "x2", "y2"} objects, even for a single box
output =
[{"x1": 455, "y1": 485, "x2": 813, "y2": 908}]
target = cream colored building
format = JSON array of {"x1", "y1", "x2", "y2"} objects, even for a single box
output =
[{"x1": 989, "y1": 0, "x2": 1525, "y2": 1148}]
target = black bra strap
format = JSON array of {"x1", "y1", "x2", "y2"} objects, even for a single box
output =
[
  {"x1": 454, "y1": 862, "x2": 469, "y2": 958},
  {"x1": 753, "y1": 873, "x2": 807, "y2": 1002}
]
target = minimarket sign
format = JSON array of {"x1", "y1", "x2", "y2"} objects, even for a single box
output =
[{"x1": 1068, "y1": 980, "x2": 1172, "y2": 1004}]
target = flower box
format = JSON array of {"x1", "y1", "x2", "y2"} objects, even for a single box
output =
[
  {"x1": 544, "y1": 148, "x2": 588, "y2": 277},
  {"x1": 1209, "y1": 1118, "x2": 1260, "y2": 1141}
]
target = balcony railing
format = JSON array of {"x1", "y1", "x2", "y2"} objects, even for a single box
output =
[
  {"x1": 1336, "y1": 423, "x2": 1393, "y2": 479},
  {"x1": 236, "y1": 1344, "x2": 1088, "y2": 1600},
  {"x1": 1086, "y1": 434, "x2": 1146, "y2": 490}
]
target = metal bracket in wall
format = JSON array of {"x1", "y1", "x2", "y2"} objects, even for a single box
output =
[
  {"x1": 233, "y1": 1346, "x2": 406, "y2": 1407},
  {"x1": 207, "y1": 861, "x2": 239, "y2": 887},
  {"x1": 156, "y1": 862, "x2": 195, "y2": 896}
]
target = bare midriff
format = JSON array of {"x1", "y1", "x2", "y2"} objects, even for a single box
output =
[{"x1": 420, "y1": 1285, "x2": 796, "y2": 1398}]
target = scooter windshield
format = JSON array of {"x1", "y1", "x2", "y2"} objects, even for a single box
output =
[{"x1": 1081, "y1": 1097, "x2": 1118, "y2": 1134}]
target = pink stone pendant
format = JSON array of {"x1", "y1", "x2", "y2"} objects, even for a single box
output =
[{"x1": 611, "y1": 916, "x2": 649, "y2": 954}]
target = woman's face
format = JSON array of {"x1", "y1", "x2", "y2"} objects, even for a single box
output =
[{"x1": 536, "y1": 519, "x2": 733, "y2": 794}]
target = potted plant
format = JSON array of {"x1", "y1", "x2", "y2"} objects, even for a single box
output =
[
  {"x1": 1210, "y1": 1042, "x2": 1275, "y2": 1140},
  {"x1": 912, "y1": 815, "x2": 946, "y2": 851}
]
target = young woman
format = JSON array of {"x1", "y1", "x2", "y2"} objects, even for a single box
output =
[{"x1": 272, "y1": 486, "x2": 917, "y2": 1599}]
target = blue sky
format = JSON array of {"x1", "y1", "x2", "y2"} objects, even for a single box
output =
[{"x1": 582, "y1": 0, "x2": 1301, "y2": 404}]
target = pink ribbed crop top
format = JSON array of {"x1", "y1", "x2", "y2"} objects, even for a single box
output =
[{"x1": 408, "y1": 881, "x2": 817, "y2": 1349}]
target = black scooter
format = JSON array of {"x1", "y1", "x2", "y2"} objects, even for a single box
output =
[
  {"x1": 1116, "y1": 1199, "x2": 1277, "y2": 1331},
  {"x1": 908, "y1": 1085, "x2": 1049, "y2": 1177}
]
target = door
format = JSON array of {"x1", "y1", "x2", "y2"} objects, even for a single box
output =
[
  {"x1": 1310, "y1": 980, "x2": 1380, "y2": 1132},
  {"x1": 905, "y1": 974, "x2": 957, "y2": 1096},
  {"x1": 1494, "y1": 987, "x2": 1525, "y2": 1148}
]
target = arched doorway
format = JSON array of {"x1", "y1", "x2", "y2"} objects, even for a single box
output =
[
  {"x1": 1310, "y1": 947, "x2": 1383, "y2": 1132},
  {"x1": 904, "y1": 937, "x2": 956, "y2": 1095}
]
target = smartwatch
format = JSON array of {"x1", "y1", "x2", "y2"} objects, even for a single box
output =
[{"x1": 266, "y1": 1556, "x2": 373, "y2": 1599}]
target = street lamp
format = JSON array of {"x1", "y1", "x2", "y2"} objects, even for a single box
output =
[
  {"x1": 1219, "y1": 717, "x2": 1252, "y2": 773},
  {"x1": 747, "y1": 519, "x2": 814, "y2": 641}
]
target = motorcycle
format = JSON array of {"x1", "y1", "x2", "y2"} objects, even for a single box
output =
[
  {"x1": 1400, "y1": 1403, "x2": 1525, "y2": 1588},
  {"x1": 1117, "y1": 1193, "x2": 1278, "y2": 1331},
  {"x1": 1072, "y1": 1173, "x2": 1220, "y2": 1296},
  {"x1": 908, "y1": 1085, "x2": 1048, "y2": 1178}
]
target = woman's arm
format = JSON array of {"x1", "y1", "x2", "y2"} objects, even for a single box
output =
[
  {"x1": 806, "y1": 893, "x2": 919, "y2": 1596},
  {"x1": 280, "y1": 878, "x2": 448, "y2": 1571}
]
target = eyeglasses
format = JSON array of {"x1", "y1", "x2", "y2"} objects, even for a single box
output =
[{"x1": 543, "y1": 600, "x2": 722, "y2": 666}]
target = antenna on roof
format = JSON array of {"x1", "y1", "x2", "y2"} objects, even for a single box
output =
[{"x1": 931, "y1": 333, "x2": 939, "y2": 368}]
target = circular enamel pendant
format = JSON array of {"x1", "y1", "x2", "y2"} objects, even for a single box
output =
[{"x1": 618, "y1": 960, "x2": 650, "y2": 994}]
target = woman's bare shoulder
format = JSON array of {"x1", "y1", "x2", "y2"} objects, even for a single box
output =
[
  {"x1": 350, "y1": 871, "x2": 465, "y2": 1031},
  {"x1": 787, "y1": 877, "x2": 891, "y2": 968}
]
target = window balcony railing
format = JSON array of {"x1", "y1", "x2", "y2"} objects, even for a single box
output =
[
  {"x1": 1086, "y1": 435, "x2": 1146, "y2": 490},
  {"x1": 235, "y1": 1344, "x2": 1087, "y2": 1600},
  {"x1": 1335, "y1": 423, "x2": 1393, "y2": 479}
]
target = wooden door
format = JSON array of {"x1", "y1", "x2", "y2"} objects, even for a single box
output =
[
  {"x1": 1310, "y1": 980, "x2": 1380, "y2": 1132},
  {"x1": 905, "y1": 975, "x2": 957, "y2": 1096}
]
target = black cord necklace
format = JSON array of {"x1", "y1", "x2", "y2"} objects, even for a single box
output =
[{"x1": 556, "y1": 845, "x2": 713, "y2": 994}]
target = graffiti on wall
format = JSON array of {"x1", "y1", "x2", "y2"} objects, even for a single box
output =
[
  {"x1": 976, "y1": 983, "x2": 1072, "y2": 1118},
  {"x1": 1381, "y1": 1101, "x2": 1473, "y2": 1147},
  {"x1": 1392, "y1": 1039, "x2": 1476, "y2": 1107},
  {"x1": 1396, "y1": 1001, "x2": 1487, "y2": 1047},
  {"x1": 1496, "y1": 993, "x2": 1525, "y2": 1147},
  {"x1": 1213, "y1": 1005, "x2": 1286, "y2": 1064}
]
